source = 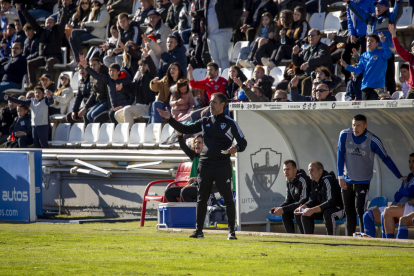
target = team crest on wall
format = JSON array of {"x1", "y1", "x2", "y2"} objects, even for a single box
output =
[{"x1": 250, "y1": 148, "x2": 282, "y2": 191}]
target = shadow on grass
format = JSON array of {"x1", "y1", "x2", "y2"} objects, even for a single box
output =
[{"x1": 260, "y1": 240, "x2": 414, "y2": 249}]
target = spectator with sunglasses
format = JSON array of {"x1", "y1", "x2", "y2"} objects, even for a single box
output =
[
  {"x1": 290, "y1": 76, "x2": 336, "y2": 102},
  {"x1": 273, "y1": 90, "x2": 290, "y2": 102}
]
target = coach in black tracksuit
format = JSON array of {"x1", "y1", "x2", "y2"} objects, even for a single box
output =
[
  {"x1": 270, "y1": 160, "x2": 311, "y2": 234},
  {"x1": 294, "y1": 162, "x2": 344, "y2": 235},
  {"x1": 158, "y1": 92, "x2": 247, "y2": 240}
]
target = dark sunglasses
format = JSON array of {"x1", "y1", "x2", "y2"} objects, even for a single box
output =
[
  {"x1": 315, "y1": 89, "x2": 328, "y2": 93},
  {"x1": 309, "y1": 34, "x2": 318, "y2": 37},
  {"x1": 274, "y1": 98, "x2": 285, "y2": 101}
]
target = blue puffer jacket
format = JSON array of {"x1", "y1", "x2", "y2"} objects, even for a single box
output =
[
  {"x1": 158, "y1": 44, "x2": 188, "y2": 79},
  {"x1": 347, "y1": 0, "x2": 376, "y2": 37}
]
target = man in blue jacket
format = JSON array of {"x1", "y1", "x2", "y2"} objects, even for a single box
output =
[
  {"x1": 158, "y1": 34, "x2": 187, "y2": 78},
  {"x1": 340, "y1": 33, "x2": 391, "y2": 100},
  {"x1": 344, "y1": 0, "x2": 403, "y2": 94},
  {"x1": 0, "y1": 42, "x2": 27, "y2": 101},
  {"x1": 337, "y1": 114, "x2": 405, "y2": 236},
  {"x1": 363, "y1": 153, "x2": 414, "y2": 238}
]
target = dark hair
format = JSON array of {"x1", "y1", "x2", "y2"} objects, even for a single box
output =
[
  {"x1": 7, "y1": 23, "x2": 15, "y2": 30},
  {"x1": 176, "y1": 79, "x2": 190, "y2": 94},
  {"x1": 400, "y1": 63, "x2": 409, "y2": 71},
  {"x1": 227, "y1": 65, "x2": 247, "y2": 86},
  {"x1": 73, "y1": 0, "x2": 91, "y2": 23},
  {"x1": 310, "y1": 161, "x2": 324, "y2": 171},
  {"x1": 17, "y1": 105, "x2": 28, "y2": 111},
  {"x1": 110, "y1": 25, "x2": 118, "y2": 32},
  {"x1": 166, "y1": 62, "x2": 184, "y2": 87},
  {"x1": 277, "y1": 10, "x2": 293, "y2": 28},
  {"x1": 13, "y1": 18, "x2": 21, "y2": 24},
  {"x1": 192, "y1": 134, "x2": 203, "y2": 151},
  {"x1": 109, "y1": 63, "x2": 121, "y2": 71},
  {"x1": 283, "y1": 160, "x2": 297, "y2": 168},
  {"x1": 367, "y1": 34, "x2": 379, "y2": 43},
  {"x1": 211, "y1": 92, "x2": 228, "y2": 108},
  {"x1": 353, "y1": 114, "x2": 367, "y2": 123},
  {"x1": 251, "y1": 86, "x2": 264, "y2": 95},
  {"x1": 294, "y1": 6, "x2": 307, "y2": 21},
  {"x1": 167, "y1": 34, "x2": 178, "y2": 43},
  {"x1": 206, "y1": 62, "x2": 219, "y2": 72},
  {"x1": 315, "y1": 66, "x2": 331, "y2": 79},
  {"x1": 118, "y1": 12, "x2": 129, "y2": 21},
  {"x1": 35, "y1": 86, "x2": 45, "y2": 94},
  {"x1": 138, "y1": 59, "x2": 148, "y2": 66},
  {"x1": 23, "y1": 23, "x2": 32, "y2": 31},
  {"x1": 410, "y1": 153, "x2": 414, "y2": 158},
  {"x1": 89, "y1": 1, "x2": 102, "y2": 21}
]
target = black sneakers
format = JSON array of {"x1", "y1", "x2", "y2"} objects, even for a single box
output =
[
  {"x1": 189, "y1": 230, "x2": 204, "y2": 239},
  {"x1": 227, "y1": 232, "x2": 237, "y2": 240}
]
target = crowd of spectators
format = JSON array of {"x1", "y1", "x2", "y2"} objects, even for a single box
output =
[{"x1": 0, "y1": 0, "x2": 413, "y2": 150}]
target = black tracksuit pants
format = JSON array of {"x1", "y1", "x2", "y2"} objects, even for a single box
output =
[
  {"x1": 295, "y1": 207, "x2": 344, "y2": 235},
  {"x1": 342, "y1": 182, "x2": 370, "y2": 236},
  {"x1": 196, "y1": 162, "x2": 235, "y2": 231},
  {"x1": 282, "y1": 211, "x2": 303, "y2": 234}
]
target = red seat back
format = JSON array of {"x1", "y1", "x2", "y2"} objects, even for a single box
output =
[{"x1": 175, "y1": 162, "x2": 192, "y2": 182}]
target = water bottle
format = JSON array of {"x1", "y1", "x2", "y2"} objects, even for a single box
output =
[{"x1": 281, "y1": 34, "x2": 286, "y2": 45}]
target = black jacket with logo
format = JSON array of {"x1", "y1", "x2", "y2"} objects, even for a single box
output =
[
  {"x1": 305, "y1": 171, "x2": 343, "y2": 211},
  {"x1": 280, "y1": 169, "x2": 311, "y2": 213},
  {"x1": 168, "y1": 112, "x2": 247, "y2": 167}
]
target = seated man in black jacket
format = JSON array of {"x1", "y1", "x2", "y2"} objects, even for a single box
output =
[
  {"x1": 79, "y1": 56, "x2": 133, "y2": 124},
  {"x1": 66, "y1": 64, "x2": 91, "y2": 125},
  {"x1": 0, "y1": 93, "x2": 18, "y2": 144},
  {"x1": 22, "y1": 23, "x2": 39, "y2": 62},
  {"x1": 6, "y1": 104, "x2": 32, "y2": 148},
  {"x1": 0, "y1": 42, "x2": 27, "y2": 97},
  {"x1": 290, "y1": 77, "x2": 336, "y2": 102},
  {"x1": 18, "y1": 2, "x2": 68, "y2": 90},
  {"x1": 294, "y1": 161, "x2": 344, "y2": 235},
  {"x1": 270, "y1": 160, "x2": 311, "y2": 234}
]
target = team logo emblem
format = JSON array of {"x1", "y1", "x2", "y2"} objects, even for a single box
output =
[
  {"x1": 214, "y1": 85, "x2": 219, "y2": 90},
  {"x1": 373, "y1": 55, "x2": 378, "y2": 60},
  {"x1": 250, "y1": 148, "x2": 282, "y2": 191},
  {"x1": 221, "y1": 123, "x2": 226, "y2": 129},
  {"x1": 197, "y1": 177, "x2": 202, "y2": 183},
  {"x1": 361, "y1": 142, "x2": 367, "y2": 149}
]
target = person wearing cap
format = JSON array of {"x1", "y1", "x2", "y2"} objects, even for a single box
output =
[
  {"x1": 389, "y1": 24, "x2": 414, "y2": 99},
  {"x1": 132, "y1": 0, "x2": 155, "y2": 27},
  {"x1": 158, "y1": 34, "x2": 187, "y2": 79},
  {"x1": 0, "y1": 0, "x2": 18, "y2": 34},
  {"x1": 232, "y1": 77, "x2": 270, "y2": 102},
  {"x1": 39, "y1": 74, "x2": 56, "y2": 94},
  {"x1": 0, "y1": 42, "x2": 27, "y2": 100},
  {"x1": 22, "y1": 23, "x2": 39, "y2": 61},
  {"x1": 340, "y1": 33, "x2": 391, "y2": 100},
  {"x1": 290, "y1": 76, "x2": 336, "y2": 102},
  {"x1": 48, "y1": 73, "x2": 74, "y2": 115},
  {"x1": 142, "y1": 9, "x2": 172, "y2": 60},
  {"x1": 344, "y1": 0, "x2": 403, "y2": 94},
  {"x1": 66, "y1": 63, "x2": 91, "y2": 125},
  {"x1": 68, "y1": 0, "x2": 110, "y2": 68},
  {"x1": 18, "y1": 1, "x2": 69, "y2": 90}
]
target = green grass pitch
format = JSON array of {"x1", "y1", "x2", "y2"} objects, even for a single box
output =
[{"x1": 1, "y1": 220, "x2": 414, "y2": 275}]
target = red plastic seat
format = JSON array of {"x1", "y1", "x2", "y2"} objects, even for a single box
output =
[{"x1": 140, "y1": 162, "x2": 192, "y2": 226}]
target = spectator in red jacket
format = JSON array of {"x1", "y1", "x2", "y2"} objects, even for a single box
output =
[
  {"x1": 389, "y1": 24, "x2": 414, "y2": 99},
  {"x1": 187, "y1": 62, "x2": 227, "y2": 120}
]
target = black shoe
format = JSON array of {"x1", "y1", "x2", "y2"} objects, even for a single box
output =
[
  {"x1": 189, "y1": 230, "x2": 204, "y2": 239},
  {"x1": 228, "y1": 232, "x2": 237, "y2": 240}
]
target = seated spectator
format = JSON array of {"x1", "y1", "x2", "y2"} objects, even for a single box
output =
[
  {"x1": 294, "y1": 162, "x2": 344, "y2": 235},
  {"x1": 158, "y1": 34, "x2": 187, "y2": 79},
  {"x1": 170, "y1": 79, "x2": 195, "y2": 121},
  {"x1": 148, "y1": 61, "x2": 185, "y2": 124},
  {"x1": 79, "y1": 56, "x2": 133, "y2": 124},
  {"x1": 263, "y1": 6, "x2": 309, "y2": 69},
  {"x1": 164, "y1": 133, "x2": 202, "y2": 203},
  {"x1": 0, "y1": 42, "x2": 27, "y2": 98},
  {"x1": 19, "y1": 2, "x2": 69, "y2": 90},
  {"x1": 66, "y1": 0, "x2": 91, "y2": 31},
  {"x1": 77, "y1": 57, "x2": 109, "y2": 124},
  {"x1": 68, "y1": 0, "x2": 110, "y2": 68},
  {"x1": 6, "y1": 104, "x2": 32, "y2": 148},
  {"x1": 156, "y1": 0, "x2": 171, "y2": 23},
  {"x1": 191, "y1": 0, "x2": 233, "y2": 70},
  {"x1": 66, "y1": 64, "x2": 91, "y2": 125},
  {"x1": 27, "y1": 0, "x2": 58, "y2": 20},
  {"x1": 0, "y1": 23, "x2": 16, "y2": 57},
  {"x1": 340, "y1": 33, "x2": 391, "y2": 100},
  {"x1": 13, "y1": 19, "x2": 26, "y2": 46},
  {"x1": 142, "y1": 10, "x2": 172, "y2": 62},
  {"x1": 115, "y1": 55, "x2": 157, "y2": 127},
  {"x1": 187, "y1": 62, "x2": 227, "y2": 120},
  {"x1": 239, "y1": 0, "x2": 278, "y2": 42},
  {"x1": 51, "y1": 0, "x2": 77, "y2": 22},
  {"x1": 390, "y1": 24, "x2": 414, "y2": 99},
  {"x1": 233, "y1": 77, "x2": 270, "y2": 102},
  {"x1": 22, "y1": 23, "x2": 39, "y2": 61},
  {"x1": 275, "y1": 63, "x2": 302, "y2": 91},
  {"x1": 102, "y1": 12, "x2": 141, "y2": 68},
  {"x1": 345, "y1": 72, "x2": 363, "y2": 101},
  {"x1": 39, "y1": 74, "x2": 56, "y2": 94},
  {"x1": 5, "y1": 86, "x2": 53, "y2": 148},
  {"x1": 166, "y1": 0, "x2": 191, "y2": 42},
  {"x1": 0, "y1": 93, "x2": 17, "y2": 144},
  {"x1": 292, "y1": 28, "x2": 333, "y2": 96},
  {"x1": 399, "y1": 63, "x2": 409, "y2": 99},
  {"x1": 225, "y1": 65, "x2": 248, "y2": 101},
  {"x1": 106, "y1": 0, "x2": 134, "y2": 30},
  {"x1": 273, "y1": 90, "x2": 289, "y2": 102},
  {"x1": 132, "y1": 0, "x2": 155, "y2": 27},
  {"x1": 327, "y1": 11, "x2": 348, "y2": 79},
  {"x1": 363, "y1": 153, "x2": 414, "y2": 238},
  {"x1": 238, "y1": 11, "x2": 280, "y2": 68},
  {"x1": 290, "y1": 77, "x2": 336, "y2": 102},
  {"x1": 118, "y1": 40, "x2": 141, "y2": 79},
  {"x1": 48, "y1": 73, "x2": 74, "y2": 115},
  {"x1": 270, "y1": 160, "x2": 311, "y2": 233},
  {"x1": 0, "y1": 0, "x2": 18, "y2": 33},
  {"x1": 86, "y1": 25, "x2": 118, "y2": 62},
  {"x1": 245, "y1": 65, "x2": 274, "y2": 100},
  {"x1": 176, "y1": 1, "x2": 192, "y2": 45},
  {"x1": 385, "y1": 201, "x2": 414, "y2": 239}
]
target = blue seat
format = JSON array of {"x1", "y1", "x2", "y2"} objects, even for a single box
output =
[
  {"x1": 267, "y1": 214, "x2": 283, "y2": 223},
  {"x1": 368, "y1": 196, "x2": 388, "y2": 227}
]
